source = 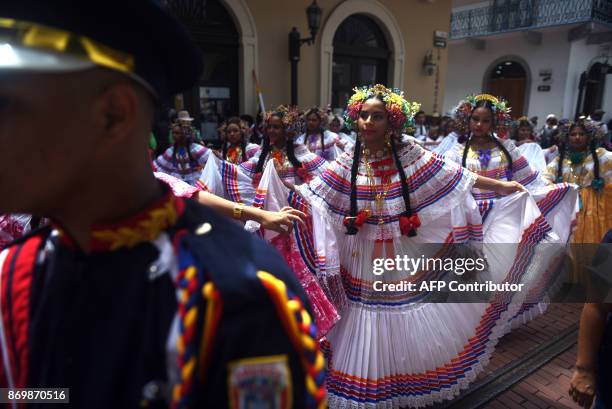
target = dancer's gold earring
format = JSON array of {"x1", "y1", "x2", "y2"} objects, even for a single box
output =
[{"x1": 385, "y1": 129, "x2": 392, "y2": 148}]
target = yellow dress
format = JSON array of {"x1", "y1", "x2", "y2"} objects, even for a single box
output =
[
  {"x1": 545, "y1": 147, "x2": 612, "y2": 243},
  {"x1": 545, "y1": 148, "x2": 612, "y2": 283}
]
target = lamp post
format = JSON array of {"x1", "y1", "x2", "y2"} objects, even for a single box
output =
[
  {"x1": 422, "y1": 50, "x2": 437, "y2": 76},
  {"x1": 289, "y1": 0, "x2": 322, "y2": 106}
]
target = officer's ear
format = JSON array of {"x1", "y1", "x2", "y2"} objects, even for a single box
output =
[{"x1": 91, "y1": 80, "x2": 140, "y2": 144}]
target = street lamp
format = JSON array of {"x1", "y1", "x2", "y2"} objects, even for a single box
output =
[
  {"x1": 422, "y1": 50, "x2": 437, "y2": 76},
  {"x1": 289, "y1": 0, "x2": 322, "y2": 105}
]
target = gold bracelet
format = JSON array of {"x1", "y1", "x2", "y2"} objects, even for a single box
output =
[{"x1": 233, "y1": 203, "x2": 245, "y2": 220}]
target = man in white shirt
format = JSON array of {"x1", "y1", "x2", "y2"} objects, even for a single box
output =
[{"x1": 539, "y1": 114, "x2": 558, "y2": 148}]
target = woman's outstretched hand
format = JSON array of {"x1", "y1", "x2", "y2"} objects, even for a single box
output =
[
  {"x1": 258, "y1": 206, "x2": 307, "y2": 234},
  {"x1": 474, "y1": 175, "x2": 527, "y2": 195},
  {"x1": 495, "y1": 180, "x2": 528, "y2": 195}
]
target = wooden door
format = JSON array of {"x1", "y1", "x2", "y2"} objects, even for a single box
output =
[{"x1": 488, "y1": 78, "x2": 526, "y2": 118}]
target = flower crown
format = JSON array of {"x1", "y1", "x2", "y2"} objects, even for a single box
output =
[
  {"x1": 513, "y1": 116, "x2": 533, "y2": 130},
  {"x1": 302, "y1": 106, "x2": 329, "y2": 128},
  {"x1": 557, "y1": 119, "x2": 605, "y2": 191},
  {"x1": 344, "y1": 84, "x2": 421, "y2": 132},
  {"x1": 264, "y1": 105, "x2": 305, "y2": 135},
  {"x1": 328, "y1": 113, "x2": 345, "y2": 128},
  {"x1": 452, "y1": 94, "x2": 513, "y2": 136},
  {"x1": 559, "y1": 120, "x2": 605, "y2": 141}
]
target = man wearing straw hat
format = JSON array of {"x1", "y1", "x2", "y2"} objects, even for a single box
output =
[
  {"x1": 154, "y1": 108, "x2": 209, "y2": 185},
  {"x1": 174, "y1": 109, "x2": 203, "y2": 143}
]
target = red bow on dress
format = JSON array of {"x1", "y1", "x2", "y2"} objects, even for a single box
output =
[
  {"x1": 399, "y1": 214, "x2": 421, "y2": 236},
  {"x1": 343, "y1": 209, "x2": 369, "y2": 228}
]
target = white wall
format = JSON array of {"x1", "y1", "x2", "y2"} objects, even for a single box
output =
[
  {"x1": 563, "y1": 39, "x2": 610, "y2": 120},
  {"x1": 602, "y1": 73, "x2": 612, "y2": 123},
  {"x1": 443, "y1": 39, "x2": 486, "y2": 113},
  {"x1": 443, "y1": 28, "x2": 572, "y2": 122}
]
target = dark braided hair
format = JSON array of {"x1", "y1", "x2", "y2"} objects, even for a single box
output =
[
  {"x1": 346, "y1": 136, "x2": 361, "y2": 235},
  {"x1": 222, "y1": 117, "x2": 248, "y2": 162},
  {"x1": 255, "y1": 113, "x2": 302, "y2": 174},
  {"x1": 286, "y1": 136, "x2": 302, "y2": 169},
  {"x1": 462, "y1": 99, "x2": 514, "y2": 181},
  {"x1": 591, "y1": 139, "x2": 601, "y2": 183},
  {"x1": 345, "y1": 94, "x2": 414, "y2": 235},
  {"x1": 254, "y1": 133, "x2": 270, "y2": 174},
  {"x1": 556, "y1": 139, "x2": 566, "y2": 182},
  {"x1": 303, "y1": 108, "x2": 326, "y2": 156}
]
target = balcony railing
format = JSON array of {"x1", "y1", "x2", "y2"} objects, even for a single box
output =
[{"x1": 451, "y1": 0, "x2": 612, "y2": 40}]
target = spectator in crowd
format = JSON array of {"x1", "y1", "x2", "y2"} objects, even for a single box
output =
[
  {"x1": 413, "y1": 110, "x2": 428, "y2": 141},
  {"x1": 512, "y1": 117, "x2": 537, "y2": 145},
  {"x1": 540, "y1": 114, "x2": 559, "y2": 148},
  {"x1": 443, "y1": 117, "x2": 457, "y2": 136}
]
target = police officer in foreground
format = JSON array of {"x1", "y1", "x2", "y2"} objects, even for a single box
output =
[{"x1": 0, "y1": 1, "x2": 326, "y2": 408}]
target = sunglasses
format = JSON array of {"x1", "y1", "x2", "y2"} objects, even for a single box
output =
[{"x1": 266, "y1": 124, "x2": 282, "y2": 130}]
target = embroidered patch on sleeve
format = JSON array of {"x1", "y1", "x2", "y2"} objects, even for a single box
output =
[{"x1": 228, "y1": 354, "x2": 292, "y2": 409}]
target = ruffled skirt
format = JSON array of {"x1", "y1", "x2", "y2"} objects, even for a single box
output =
[{"x1": 300, "y1": 187, "x2": 557, "y2": 408}]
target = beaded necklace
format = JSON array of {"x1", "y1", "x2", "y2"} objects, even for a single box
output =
[
  {"x1": 268, "y1": 146, "x2": 289, "y2": 176},
  {"x1": 226, "y1": 145, "x2": 243, "y2": 164},
  {"x1": 362, "y1": 147, "x2": 393, "y2": 225},
  {"x1": 566, "y1": 150, "x2": 589, "y2": 186}
]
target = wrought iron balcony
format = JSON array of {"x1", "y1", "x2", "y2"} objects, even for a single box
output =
[{"x1": 451, "y1": 0, "x2": 612, "y2": 40}]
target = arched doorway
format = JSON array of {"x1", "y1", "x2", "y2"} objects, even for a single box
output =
[
  {"x1": 582, "y1": 62, "x2": 612, "y2": 116},
  {"x1": 331, "y1": 15, "x2": 390, "y2": 110},
  {"x1": 319, "y1": 0, "x2": 405, "y2": 107},
  {"x1": 166, "y1": 0, "x2": 240, "y2": 142},
  {"x1": 485, "y1": 58, "x2": 529, "y2": 118}
]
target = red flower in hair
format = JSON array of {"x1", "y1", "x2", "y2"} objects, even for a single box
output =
[
  {"x1": 347, "y1": 101, "x2": 363, "y2": 121},
  {"x1": 387, "y1": 104, "x2": 407, "y2": 130}
]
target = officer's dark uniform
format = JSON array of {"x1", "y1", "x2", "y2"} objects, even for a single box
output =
[{"x1": 0, "y1": 1, "x2": 326, "y2": 408}]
